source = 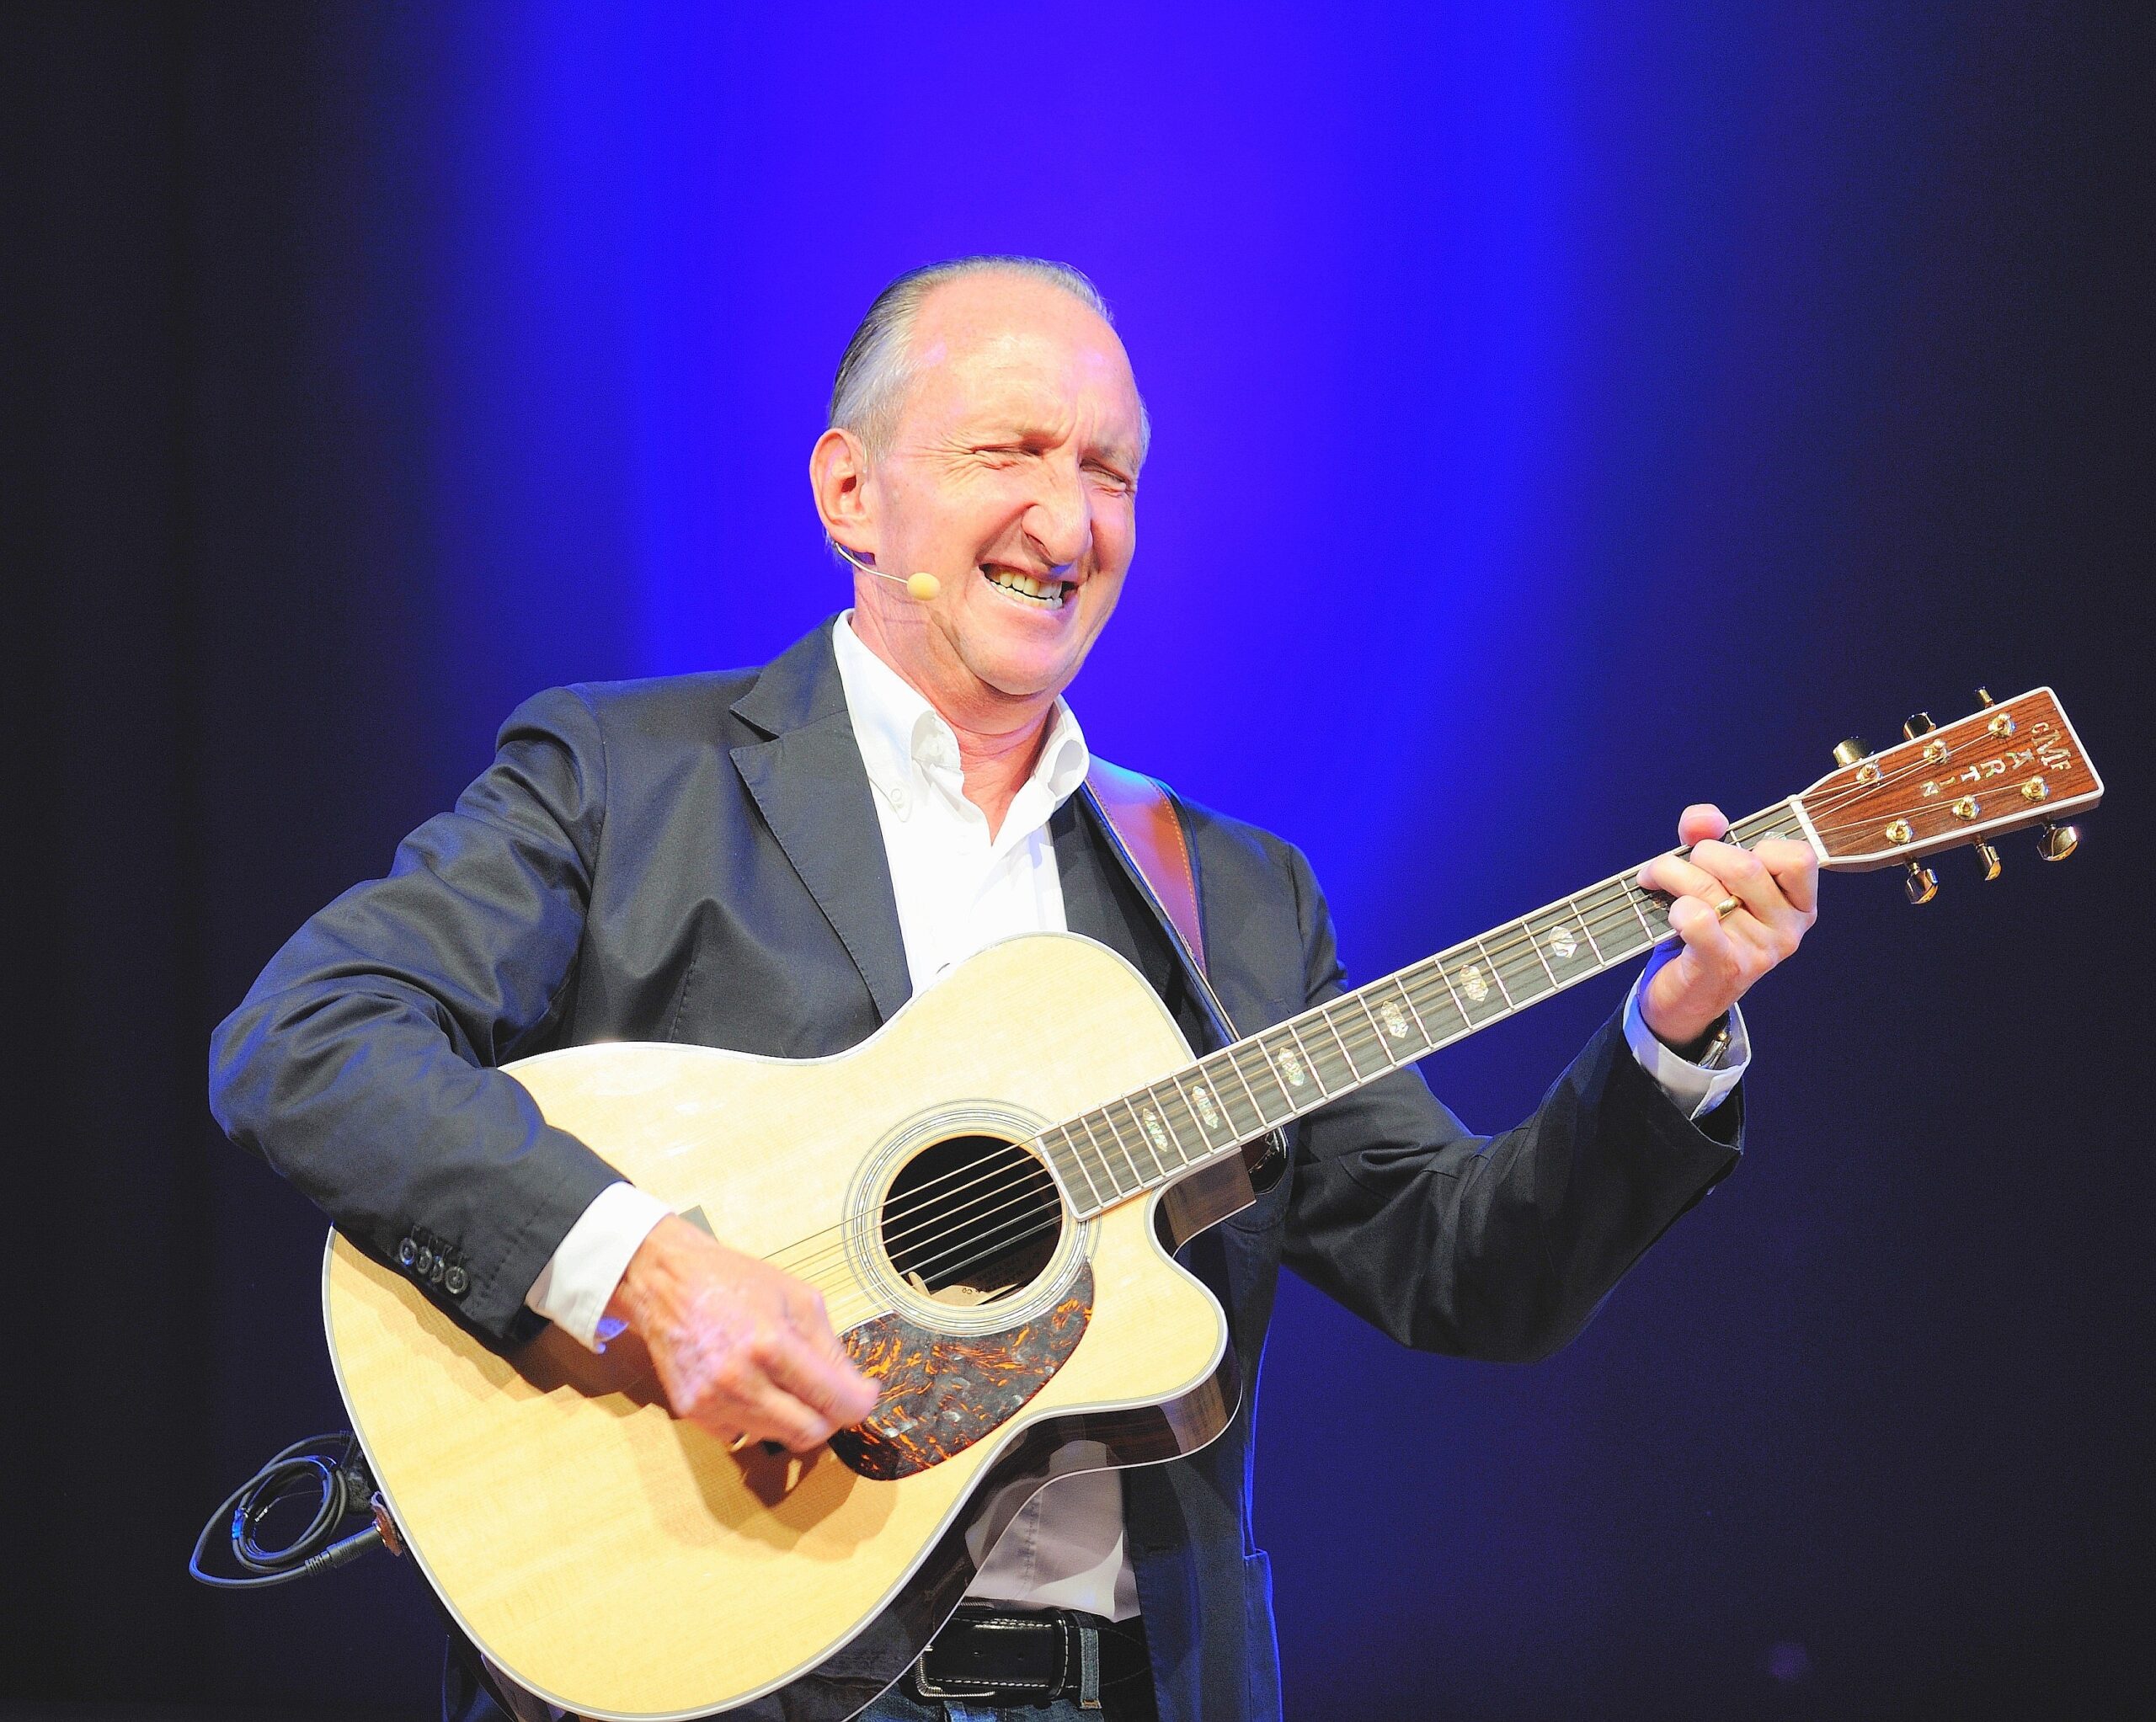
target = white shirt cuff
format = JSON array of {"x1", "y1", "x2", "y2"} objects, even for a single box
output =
[
  {"x1": 523, "y1": 1180, "x2": 675, "y2": 1351},
  {"x1": 1622, "y1": 976, "x2": 1750, "y2": 1123}
]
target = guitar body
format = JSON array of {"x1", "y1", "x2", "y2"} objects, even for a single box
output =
[{"x1": 324, "y1": 933, "x2": 1246, "y2": 1720}]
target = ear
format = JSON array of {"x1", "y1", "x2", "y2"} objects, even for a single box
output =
[{"x1": 809, "y1": 427, "x2": 876, "y2": 553}]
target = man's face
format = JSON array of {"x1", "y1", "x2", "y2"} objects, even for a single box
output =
[{"x1": 842, "y1": 274, "x2": 1145, "y2": 711}]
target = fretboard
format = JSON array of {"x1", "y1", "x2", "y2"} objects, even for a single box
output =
[{"x1": 1036, "y1": 802, "x2": 1801, "y2": 1217}]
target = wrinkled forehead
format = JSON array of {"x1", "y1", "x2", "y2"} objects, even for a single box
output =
[{"x1": 902, "y1": 280, "x2": 1145, "y2": 453}]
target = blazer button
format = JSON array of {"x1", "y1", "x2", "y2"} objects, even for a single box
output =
[
  {"x1": 443, "y1": 1266, "x2": 468, "y2": 1297},
  {"x1": 414, "y1": 1246, "x2": 434, "y2": 1276},
  {"x1": 398, "y1": 1238, "x2": 417, "y2": 1266},
  {"x1": 430, "y1": 1256, "x2": 446, "y2": 1285}
]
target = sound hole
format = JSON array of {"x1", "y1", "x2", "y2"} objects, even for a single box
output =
[{"x1": 881, "y1": 1134, "x2": 1063, "y2": 1308}]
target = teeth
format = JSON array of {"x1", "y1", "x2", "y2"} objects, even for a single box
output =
[{"x1": 983, "y1": 568, "x2": 1067, "y2": 608}]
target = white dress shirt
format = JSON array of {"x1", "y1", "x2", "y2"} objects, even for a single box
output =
[{"x1": 525, "y1": 613, "x2": 1749, "y2": 1621}]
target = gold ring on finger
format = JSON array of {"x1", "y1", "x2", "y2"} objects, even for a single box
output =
[
  {"x1": 725, "y1": 1431, "x2": 754, "y2": 1453},
  {"x1": 1714, "y1": 896, "x2": 1742, "y2": 920}
]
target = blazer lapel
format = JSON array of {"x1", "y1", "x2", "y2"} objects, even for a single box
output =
[
  {"x1": 1053, "y1": 797, "x2": 1182, "y2": 1013},
  {"x1": 729, "y1": 623, "x2": 913, "y2": 1026}
]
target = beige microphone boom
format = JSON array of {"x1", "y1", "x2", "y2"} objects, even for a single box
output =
[{"x1": 835, "y1": 544, "x2": 939, "y2": 602}]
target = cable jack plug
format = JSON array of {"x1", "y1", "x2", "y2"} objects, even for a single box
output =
[{"x1": 369, "y1": 1491, "x2": 406, "y2": 1559}]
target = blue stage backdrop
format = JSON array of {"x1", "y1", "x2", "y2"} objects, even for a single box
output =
[{"x1": 4, "y1": 3, "x2": 2146, "y2": 1718}]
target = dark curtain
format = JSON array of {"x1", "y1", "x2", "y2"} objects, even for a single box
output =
[{"x1": 3, "y1": 3, "x2": 454, "y2": 1704}]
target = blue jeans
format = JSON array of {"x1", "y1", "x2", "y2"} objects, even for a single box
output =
[
  {"x1": 863, "y1": 1669, "x2": 1159, "y2": 1722},
  {"x1": 445, "y1": 1642, "x2": 1159, "y2": 1722},
  {"x1": 862, "y1": 1681, "x2": 1155, "y2": 1722}
]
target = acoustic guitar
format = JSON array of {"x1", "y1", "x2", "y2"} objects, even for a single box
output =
[{"x1": 323, "y1": 688, "x2": 2100, "y2": 1719}]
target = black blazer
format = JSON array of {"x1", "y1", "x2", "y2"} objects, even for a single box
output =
[{"x1": 210, "y1": 618, "x2": 1742, "y2": 1722}]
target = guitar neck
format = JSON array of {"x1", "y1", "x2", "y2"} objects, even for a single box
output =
[{"x1": 1036, "y1": 800, "x2": 1808, "y2": 1218}]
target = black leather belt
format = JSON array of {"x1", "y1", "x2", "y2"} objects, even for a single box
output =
[{"x1": 912, "y1": 1606, "x2": 1150, "y2": 1709}]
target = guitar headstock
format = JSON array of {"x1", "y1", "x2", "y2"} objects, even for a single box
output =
[{"x1": 1793, "y1": 688, "x2": 2102, "y2": 888}]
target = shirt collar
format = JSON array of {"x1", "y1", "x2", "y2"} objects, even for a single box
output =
[{"x1": 831, "y1": 612, "x2": 1091, "y2": 813}]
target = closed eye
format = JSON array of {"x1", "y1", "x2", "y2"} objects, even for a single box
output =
[{"x1": 971, "y1": 444, "x2": 1133, "y2": 493}]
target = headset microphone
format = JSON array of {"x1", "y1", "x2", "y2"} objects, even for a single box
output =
[{"x1": 834, "y1": 544, "x2": 940, "y2": 602}]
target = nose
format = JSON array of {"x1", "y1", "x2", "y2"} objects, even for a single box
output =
[{"x1": 1021, "y1": 454, "x2": 1091, "y2": 575}]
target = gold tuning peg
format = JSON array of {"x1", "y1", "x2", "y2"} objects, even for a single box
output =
[
  {"x1": 1903, "y1": 861, "x2": 1940, "y2": 904},
  {"x1": 1903, "y1": 712, "x2": 1935, "y2": 739},
  {"x1": 1833, "y1": 738, "x2": 1872, "y2": 767},
  {"x1": 2037, "y1": 822, "x2": 2079, "y2": 861},
  {"x1": 1974, "y1": 840, "x2": 2003, "y2": 881},
  {"x1": 1977, "y1": 687, "x2": 1995, "y2": 706}
]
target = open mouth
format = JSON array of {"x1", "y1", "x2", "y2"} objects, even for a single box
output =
[{"x1": 980, "y1": 565, "x2": 1072, "y2": 610}]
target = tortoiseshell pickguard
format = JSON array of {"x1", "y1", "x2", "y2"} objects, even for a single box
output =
[{"x1": 830, "y1": 1265, "x2": 1094, "y2": 1480}]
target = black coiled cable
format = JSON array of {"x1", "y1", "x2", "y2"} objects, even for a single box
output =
[{"x1": 189, "y1": 1431, "x2": 386, "y2": 1589}]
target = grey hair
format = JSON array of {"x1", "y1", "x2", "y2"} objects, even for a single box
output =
[{"x1": 827, "y1": 255, "x2": 1150, "y2": 462}]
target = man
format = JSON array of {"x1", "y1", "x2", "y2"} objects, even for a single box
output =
[{"x1": 210, "y1": 256, "x2": 1817, "y2": 1722}]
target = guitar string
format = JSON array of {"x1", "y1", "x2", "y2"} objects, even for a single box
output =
[
  {"x1": 815, "y1": 797, "x2": 2047, "y2": 1317},
  {"x1": 1802, "y1": 789, "x2": 2054, "y2": 843},
  {"x1": 801, "y1": 763, "x2": 2051, "y2": 1322},
  {"x1": 808, "y1": 732, "x2": 2056, "y2": 1318},
  {"x1": 772, "y1": 766, "x2": 1969, "y2": 1285},
  {"x1": 769, "y1": 867, "x2": 1742, "y2": 1298},
  {"x1": 770, "y1": 809, "x2": 1822, "y2": 1289},
  {"x1": 1780, "y1": 710, "x2": 2030, "y2": 821},
  {"x1": 782, "y1": 805, "x2": 1940, "y2": 1304},
  {"x1": 798, "y1": 723, "x2": 2026, "y2": 1282},
  {"x1": 1682, "y1": 717, "x2": 2046, "y2": 843},
  {"x1": 795, "y1": 791, "x2": 2034, "y2": 1321},
  {"x1": 1800, "y1": 738, "x2": 1994, "y2": 818},
  {"x1": 772, "y1": 760, "x2": 2038, "y2": 1301},
  {"x1": 767, "y1": 865, "x2": 1697, "y2": 1280},
  {"x1": 827, "y1": 840, "x2": 1854, "y2": 1315},
  {"x1": 834, "y1": 1208, "x2": 1089, "y2": 1323},
  {"x1": 1801, "y1": 722, "x2": 2036, "y2": 820},
  {"x1": 1799, "y1": 726, "x2": 2064, "y2": 828}
]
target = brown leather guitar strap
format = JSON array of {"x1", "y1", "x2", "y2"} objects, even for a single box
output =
[
  {"x1": 1084, "y1": 760, "x2": 1208, "y2": 974},
  {"x1": 1081, "y1": 761, "x2": 1289, "y2": 1185}
]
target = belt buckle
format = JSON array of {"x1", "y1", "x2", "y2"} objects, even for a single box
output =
[
  {"x1": 910, "y1": 1650, "x2": 999, "y2": 1703},
  {"x1": 911, "y1": 1611, "x2": 1107, "y2": 1708}
]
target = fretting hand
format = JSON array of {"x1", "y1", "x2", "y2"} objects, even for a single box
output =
[
  {"x1": 1636, "y1": 803, "x2": 1819, "y2": 1051},
  {"x1": 606, "y1": 1215, "x2": 879, "y2": 1453}
]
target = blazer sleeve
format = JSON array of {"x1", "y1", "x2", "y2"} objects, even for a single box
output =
[
  {"x1": 208, "y1": 685, "x2": 624, "y2": 1342},
  {"x1": 1275, "y1": 842, "x2": 1743, "y2": 1363}
]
